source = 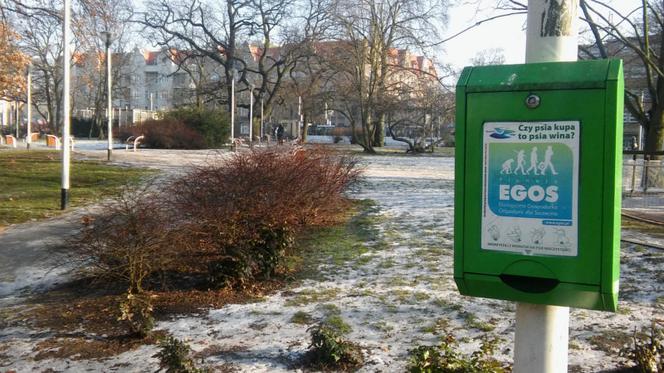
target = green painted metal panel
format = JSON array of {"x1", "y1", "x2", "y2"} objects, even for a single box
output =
[
  {"x1": 463, "y1": 60, "x2": 612, "y2": 93},
  {"x1": 454, "y1": 60, "x2": 624, "y2": 312}
]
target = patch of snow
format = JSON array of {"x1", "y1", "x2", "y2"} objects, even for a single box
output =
[{"x1": 1, "y1": 152, "x2": 662, "y2": 372}]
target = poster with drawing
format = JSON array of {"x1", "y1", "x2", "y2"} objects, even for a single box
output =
[{"x1": 482, "y1": 121, "x2": 579, "y2": 257}]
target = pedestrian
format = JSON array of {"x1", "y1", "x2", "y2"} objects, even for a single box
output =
[{"x1": 276, "y1": 124, "x2": 285, "y2": 145}]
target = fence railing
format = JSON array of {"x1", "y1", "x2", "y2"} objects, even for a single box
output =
[{"x1": 622, "y1": 151, "x2": 664, "y2": 195}]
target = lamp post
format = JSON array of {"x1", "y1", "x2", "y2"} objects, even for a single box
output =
[
  {"x1": 230, "y1": 68, "x2": 236, "y2": 146},
  {"x1": 26, "y1": 64, "x2": 32, "y2": 150},
  {"x1": 101, "y1": 31, "x2": 113, "y2": 161},
  {"x1": 249, "y1": 84, "x2": 253, "y2": 146},
  {"x1": 61, "y1": 0, "x2": 72, "y2": 210},
  {"x1": 260, "y1": 96, "x2": 264, "y2": 143},
  {"x1": 298, "y1": 95, "x2": 302, "y2": 139},
  {"x1": 15, "y1": 100, "x2": 19, "y2": 139}
]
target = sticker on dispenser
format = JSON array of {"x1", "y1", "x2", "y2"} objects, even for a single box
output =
[{"x1": 481, "y1": 121, "x2": 579, "y2": 256}]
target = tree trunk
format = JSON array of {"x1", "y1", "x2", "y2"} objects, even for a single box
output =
[
  {"x1": 301, "y1": 113, "x2": 309, "y2": 143},
  {"x1": 373, "y1": 112, "x2": 385, "y2": 147},
  {"x1": 646, "y1": 107, "x2": 664, "y2": 155},
  {"x1": 362, "y1": 111, "x2": 375, "y2": 153}
]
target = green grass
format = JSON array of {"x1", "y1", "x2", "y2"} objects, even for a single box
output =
[
  {"x1": 461, "y1": 312, "x2": 496, "y2": 332},
  {"x1": 284, "y1": 288, "x2": 342, "y2": 307},
  {"x1": 294, "y1": 199, "x2": 384, "y2": 278},
  {"x1": 420, "y1": 318, "x2": 450, "y2": 334},
  {"x1": 0, "y1": 150, "x2": 155, "y2": 226},
  {"x1": 323, "y1": 314, "x2": 352, "y2": 334},
  {"x1": 291, "y1": 311, "x2": 314, "y2": 325}
]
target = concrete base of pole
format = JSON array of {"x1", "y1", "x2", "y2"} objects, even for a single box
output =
[
  {"x1": 107, "y1": 149, "x2": 112, "y2": 161},
  {"x1": 60, "y1": 188, "x2": 69, "y2": 210},
  {"x1": 514, "y1": 303, "x2": 569, "y2": 373},
  {"x1": 27, "y1": 143, "x2": 31, "y2": 151}
]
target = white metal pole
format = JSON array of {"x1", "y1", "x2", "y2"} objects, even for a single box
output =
[
  {"x1": 106, "y1": 33, "x2": 113, "y2": 161},
  {"x1": 61, "y1": 0, "x2": 71, "y2": 210},
  {"x1": 514, "y1": 1, "x2": 578, "y2": 372},
  {"x1": 150, "y1": 92, "x2": 153, "y2": 111},
  {"x1": 515, "y1": 303, "x2": 569, "y2": 373},
  {"x1": 525, "y1": 0, "x2": 579, "y2": 63},
  {"x1": 230, "y1": 70, "x2": 235, "y2": 145},
  {"x1": 260, "y1": 97, "x2": 264, "y2": 143},
  {"x1": 325, "y1": 102, "x2": 329, "y2": 125},
  {"x1": 298, "y1": 95, "x2": 303, "y2": 138},
  {"x1": 15, "y1": 101, "x2": 19, "y2": 138},
  {"x1": 26, "y1": 65, "x2": 32, "y2": 150},
  {"x1": 249, "y1": 84, "x2": 253, "y2": 145}
]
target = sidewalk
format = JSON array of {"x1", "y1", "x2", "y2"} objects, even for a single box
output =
[
  {"x1": 622, "y1": 208, "x2": 664, "y2": 225},
  {"x1": 622, "y1": 193, "x2": 664, "y2": 225}
]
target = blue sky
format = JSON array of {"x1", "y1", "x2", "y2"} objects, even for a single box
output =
[{"x1": 441, "y1": 0, "x2": 644, "y2": 69}]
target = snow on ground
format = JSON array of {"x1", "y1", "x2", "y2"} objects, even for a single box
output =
[{"x1": 1, "y1": 151, "x2": 663, "y2": 372}]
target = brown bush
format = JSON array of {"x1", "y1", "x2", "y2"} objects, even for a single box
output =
[
  {"x1": 165, "y1": 146, "x2": 362, "y2": 287},
  {"x1": 117, "y1": 119, "x2": 207, "y2": 149},
  {"x1": 65, "y1": 181, "x2": 177, "y2": 293},
  {"x1": 65, "y1": 146, "x2": 362, "y2": 293}
]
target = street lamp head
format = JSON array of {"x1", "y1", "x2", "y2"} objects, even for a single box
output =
[{"x1": 101, "y1": 31, "x2": 112, "y2": 47}]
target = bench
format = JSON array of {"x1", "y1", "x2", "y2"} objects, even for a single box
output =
[
  {"x1": 45, "y1": 135, "x2": 75, "y2": 150},
  {"x1": 46, "y1": 134, "x2": 60, "y2": 149},
  {"x1": 125, "y1": 135, "x2": 144, "y2": 152},
  {"x1": 28, "y1": 133, "x2": 40, "y2": 142},
  {"x1": 5, "y1": 135, "x2": 17, "y2": 148},
  {"x1": 233, "y1": 138, "x2": 245, "y2": 148}
]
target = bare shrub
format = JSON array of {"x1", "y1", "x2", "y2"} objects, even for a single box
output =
[
  {"x1": 65, "y1": 181, "x2": 175, "y2": 294},
  {"x1": 64, "y1": 146, "x2": 361, "y2": 296},
  {"x1": 166, "y1": 146, "x2": 362, "y2": 287}
]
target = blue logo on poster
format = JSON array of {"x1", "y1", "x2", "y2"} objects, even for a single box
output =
[
  {"x1": 488, "y1": 128, "x2": 516, "y2": 139},
  {"x1": 487, "y1": 143, "x2": 573, "y2": 220}
]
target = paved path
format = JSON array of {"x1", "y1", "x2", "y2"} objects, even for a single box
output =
[
  {"x1": 0, "y1": 148, "x2": 228, "y2": 304},
  {"x1": 622, "y1": 194, "x2": 664, "y2": 225}
]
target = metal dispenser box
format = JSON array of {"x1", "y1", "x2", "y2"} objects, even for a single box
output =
[{"x1": 454, "y1": 60, "x2": 624, "y2": 311}]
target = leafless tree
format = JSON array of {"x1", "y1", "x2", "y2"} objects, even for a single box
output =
[
  {"x1": 2, "y1": 0, "x2": 134, "y2": 136},
  {"x1": 72, "y1": 0, "x2": 134, "y2": 138},
  {"x1": 383, "y1": 69, "x2": 455, "y2": 153},
  {"x1": 324, "y1": 0, "x2": 446, "y2": 153},
  {"x1": 580, "y1": 0, "x2": 664, "y2": 155},
  {"x1": 139, "y1": 0, "x2": 251, "y2": 110},
  {"x1": 3, "y1": 0, "x2": 66, "y2": 134},
  {"x1": 433, "y1": 0, "x2": 526, "y2": 47},
  {"x1": 139, "y1": 0, "x2": 326, "y2": 136},
  {"x1": 470, "y1": 48, "x2": 506, "y2": 66}
]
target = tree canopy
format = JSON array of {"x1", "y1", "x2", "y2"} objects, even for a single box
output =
[
  {"x1": 581, "y1": 0, "x2": 664, "y2": 153},
  {"x1": 0, "y1": 21, "x2": 29, "y2": 100}
]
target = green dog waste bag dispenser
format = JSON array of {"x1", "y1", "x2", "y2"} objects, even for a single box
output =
[{"x1": 454, "y1": 60, "x2": 624, "y2": 311}]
